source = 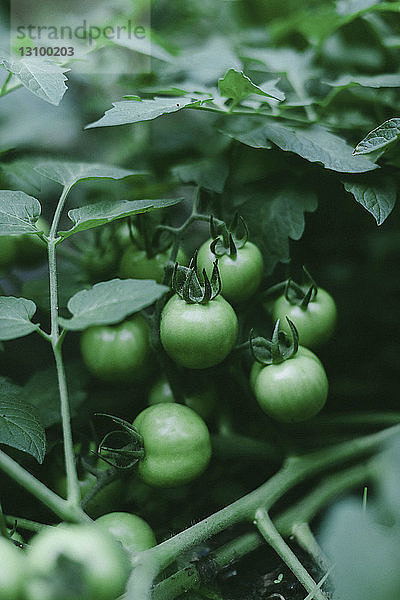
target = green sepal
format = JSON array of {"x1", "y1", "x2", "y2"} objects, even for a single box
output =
[
  {"x1": 172, "y1": 252, "x2": 222, "y2": 304},
  {"x1": 250, "y1": 318, "x2": 299, "y2": 365}
]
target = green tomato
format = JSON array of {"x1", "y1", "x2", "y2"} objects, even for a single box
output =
[
  {"x1": 0, "y1": 236, "x2": 18, "y2": 271},
  {"x1": 251, "y1": 346, "x2": 328, "y2": 423},
  {"x1": 197, "y1": 239, "x2": 263, "y2": 304},
  {"x1": 80, "y1": 314, "x2": 152, "y2": 382},
  {"x1": 271, "y1": 288, "x2": 337, "y2": 349},
  {"x1": 96, "y1": 512, "x2": 156, "y2": 556},
  {"x1": 0, "y1": 536, "x2": 26, "y2": 600},
  {"x1": 25, "y1": 524, "x2": 130, "y2": 600},
  {"x1": 148, "y1": 376, "x2": 216, "y2": 420},
  {"x1": 119, "y1": 246, "x2": 187, "y2": 283},
  {"x1": 160, "y1": 294, "x2": 238, "y2": 369},
  {"x1": 133, "y1": 403, "x2": 212, "y2": 487},
  {"x1": 14, "y1": 217, "x2": 48, "y2": 268}
]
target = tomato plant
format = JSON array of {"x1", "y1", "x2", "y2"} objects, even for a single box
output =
[
  {"x1": 1, "y1": 3, "x2": 400, "y2": 599},
  {"x1": 96, "y1": 511, "x2": 156, "y2": 556},
  {"x1": 133, "y1": 403, "x2": 212, "y2": 487},
  {"x1": 25, "y1": 524, "x2": 130, "y2": 600},
  {"x1": 80, "y1": 314, "x2": 152, "y2": 382}
]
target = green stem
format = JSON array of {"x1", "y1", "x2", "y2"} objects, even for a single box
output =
[
  {"x1": 291, "y1": 523, "x2": 330, "y2": 571},
  {"x1": 5, "y1": 515, "x2": 49, "y2": 533},
  {"x1": 0, "y1": 502, "x2": 9, "y2": 537},
  {"x1": 48, "y1": 185, "x2": 80, "y2": 507},
  {"x1": 131, "y1": 425, "x2": 399, "y2": 597},
  {"x1": 0, "y1": 449, "x2": 90, "y2": 523},
  {"x1": 150, "y1": 457, "x2": 375, "y2": 600},
  {"x1": 254, "y1": 508, "x2": 328, "y2": 600},
  {"x1": 0, "y1": 72, "x2": 12, "y2": 97}
]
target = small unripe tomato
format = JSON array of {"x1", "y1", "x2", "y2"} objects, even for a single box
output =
[
  {"x1": 133, "y1": 403, "x2": 212, "y2": 487},
  {"x1": 271, "y1": 288, "x2": 337, "y2": 349},
  {"x1": 197, "y1": 239, "x2": 263, "y2": 304},
  {"x1": 0, "y1": 236, "x2": 18, "y2": 272},
  {"x1": 80, "y1": 314, "x2": 152, "y2": 382},
  {"x1": 96, "y1": 512, "x2": 156, "y2": 556},
  {"x1": 119, "y1": 246, "x2": 187, "y2": 283},
  {"x1": 160, "y1": 294, "x2": 238, "y2": 369},
  {"x1": 251, "y1": 346, "x2": 328, "y2": 423},
  {"x1": 0, "y1": 537, "x2": 27, "y2": 600},
  {"x1": 148, "y1": 375, "x2": 216, "y2": 420}
]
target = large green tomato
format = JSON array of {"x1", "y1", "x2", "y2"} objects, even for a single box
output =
[
  {"x1": 133, "y1": 403, "x2": 212, "y2": 487},
  {"x1": 80, "y1": 314, "x2": 152, "y2": 382},
  {"x1": 148, "y1": 375, "x2": 216, "y2": 420},
  {"x1": 271, "y1": 288, "x2": 337, "y2": 349},
  {"x1": 96, "y1": 512, "x2": 156, "y2": 556},
  {"x1": 119, "y1": 246, "x2": 186, "y2": 283},
  {"x1": 0, "y1": 537, "x2": 26, "y2": 600},
  {"x1": 0, "y1": 236, "x2": 18, "y2": 271},
  {"x1": 197, "y1": 239, "x2": 263, "y2": 305},
  {"x1": 160, "y1": 294, "x2": 238, "y2": 369},
  {"x1": 25, "y1": 524, "x2": 130, "y2": 600},
  {"x1": 251, "y1": 346, "x2": 328, "y2": 423}
]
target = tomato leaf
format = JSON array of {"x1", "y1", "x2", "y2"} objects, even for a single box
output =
[
  {"x1": 34, "y1": 160, "x2": 146, "y2": 190},
  {"x1": 85, "y1": 97, "x2": 199, "y2": 129},
  {"x1": 218, "y1": 69, "x2": 285, "y2": 102},
  {"x1": 0, "y1": 296, "x2": 39, "y2": 340},
  {"x1": 58, "y1": 198, "x2": 183, "y2": 239},
  {"x1": 0, "y1": 378, "x2": 46, "y2": 463},
  {"x1": 353, "y1": 118, "x2": 400, "y2": 156},
  {"x1": 172, "y1": 158, "x2": 229, "y2": 193},
  {"x1": 20, "y1": 363, "x2": 88, "y2": 429},
  {"x1": 0, "y1": 190, "x2": 42, "y2": 236},
  {"x1": 58, "y1": 279, "x2": 169, "y2": 331},
  {"x1": 342, "y1": 174, "x2": 397, "y2": 225},
  {"x1": 1, "y1": 57, "x2": 69, "y2": 105}
]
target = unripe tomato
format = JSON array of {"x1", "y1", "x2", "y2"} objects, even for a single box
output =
[
  {"x1": 0, "y1": 236, "x2": 18, "y2": 272},
  {"x1": 25, "y1": 524, "x2": 130, "y2": 600},
  {"x1": 0, "y1": 537, "x2": 27, "y2": 600},
  {"x1": 96, "y1": 511, "x2": 156, "y2": 556},
  {"x1": 133, "y1": 403, "x2": 212, "y2": 487},
  {"x1": 119, "y1": 246, "x2": 187, "y2": 283},
  {"x1": 271, "y1": 288, "x2": 337, "y2": 349},
  {"x1": 80, "y1": 314, "x2": 152, "y2": 382},
  {"x1": 251, "y1": 346, "x2": 328, "y2": 423},
  {"x1": 197, "y1": 239, "x2": 263, "y2": 304},
  {"x1": 160, "y1": 294, "x2": 238, "y2": 369},
  {"x1": 148, "y1": 375, "x2": 216, "y2": 420}
]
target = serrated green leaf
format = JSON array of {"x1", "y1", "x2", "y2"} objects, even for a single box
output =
[
  {"x1": 58, "y1": 197, "x2": 183, "y2": 239},
  {"x1": 353, "y1": 118, "x2": 400, "y2": 155},
  {"x1": 0, "y1": 378, "x2": 46, "y2": 463},
  {"x1": 218, "y1": 69, "x2": 284, "y2": 102},
  {"x1": 1, "y1": 57, "x2": 69, "y2": 105},
  {"x1": 0, "y1": 297, "x2": 39, "y2": 340},
  {"x1": 172, "y1": 158, "x2": 229, "y2": 193},
  {"x1": 20, "y1": 363, "x2": 87, "y2": 429},
  {"x1": 85, "y1": 97, "x2": 198, "y2": 129},
  {"x1": 58, "y1": 279, "x2": 169, "y2": 331},
  {"x1": 237, "y1": 185, "x2": 318, "y2": 274},
  {"x1": 34, "y1": 161, "x2": 145, "y2": 190},
  {"x1": 342, "y1": 174, "x2": 397, "y2": 225},
  {"x1": 1, "y1": 160, "x2": 42, "y2": 195},
  {"x1": 0, "y1": 190, "x2": 42, "y2": 235}
]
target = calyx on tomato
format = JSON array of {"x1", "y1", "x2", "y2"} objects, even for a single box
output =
[
  {"x1": 250, "y1": 317, "x2": 299, "y2": 366},
  {"x1": 171, "y1": 252, "x2": 222, "y2": 304},
  {"x1": 208, "y1": 213, "x2": 249, "y2": 259}
]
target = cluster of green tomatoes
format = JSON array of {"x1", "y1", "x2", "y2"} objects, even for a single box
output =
[{"x1": 78, "y1": 222, "x2": 337, "y2": 489}]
